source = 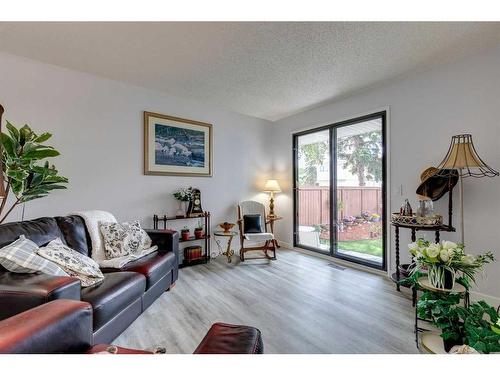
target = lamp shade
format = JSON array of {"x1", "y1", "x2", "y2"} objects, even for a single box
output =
[
  {"x1": 436, "y1": 134, "x2": 498, "y2": 178},
  {"x1": 263, "y1": 179, "x2": 281, "y2": 193}
]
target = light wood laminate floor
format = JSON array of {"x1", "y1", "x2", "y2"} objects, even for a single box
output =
[{"x1": 113, "y1": 249, "x2": 419, "y2": 353}]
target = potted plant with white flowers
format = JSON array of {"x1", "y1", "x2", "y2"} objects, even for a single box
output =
[
  {"x1": 408, "y1": 239, "x2": 494, "y2": 290},
  {"x1": 173, "y1": 187, "x2": 193, "y2": 217}
]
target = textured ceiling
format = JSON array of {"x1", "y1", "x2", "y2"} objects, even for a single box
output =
[{"x1": 0, "y1": 22, "x2": 499, "y2": 121}]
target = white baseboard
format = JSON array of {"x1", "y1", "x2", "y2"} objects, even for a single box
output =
[
  {"x1": 286, "y1": 245, "x2": 386, "y2": 276},
  {"x1": 281, "y1": 242, "x2": 500, "y2": 307}
]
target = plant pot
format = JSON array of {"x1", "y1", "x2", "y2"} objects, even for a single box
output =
[
  {"x1": 194, "y1": 229, "x2": 204, "y2": 239},
  {"x1": 443, "y1": 336, "x2": 463, "y2": 353},
  {"x1": 181, "y1": 230, "x2": 190, "y2": 241},
  {"x1": 428, "y1": 265, "x2": 455, "y2": 290}
]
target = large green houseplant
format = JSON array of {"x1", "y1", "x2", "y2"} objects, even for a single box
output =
[
  {"x1": 417, "y1": 292, "x2": 500, "y2": 353},
  {"x1": 0, "y1": 120, "x2": 68, "y2": 223}
]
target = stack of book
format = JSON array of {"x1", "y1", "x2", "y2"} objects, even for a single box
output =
[{"x1": 184, "y1": 246, "x2": 203, "y2": 261}]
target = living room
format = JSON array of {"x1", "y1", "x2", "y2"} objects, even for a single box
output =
[{"x1": 1, "y1": 1, "x2": 500, "y2": 372}]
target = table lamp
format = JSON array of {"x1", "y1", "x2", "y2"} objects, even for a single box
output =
[
  {"x1": 263, "y1": 179, "x2": 281, "y2": 218},
  {"x1": 435, "y1": 134, "x2": 498, "y2": 243}
]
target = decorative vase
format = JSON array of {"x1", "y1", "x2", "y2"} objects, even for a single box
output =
[
  {"x1": 428, "y1": 265, "x2": 455, "y2": 290},
  {"x1": 176, "y1": 201, "x2": 187, "y2": 218}
]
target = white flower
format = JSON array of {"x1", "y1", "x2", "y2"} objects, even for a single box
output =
[
  {"x1": 461, "y1": 255, "x2": 475, "y2": 265},
  {"x1": 408, "y1": 243, "x2": 418, "y2": 256},
  {"x1": 426, "y1": 244, "x2": 440, "y2": 258},
  {"x1": 442, "y1": 240, "x2": 458, "y2": 250},
  {"x1": 439, "y1": 250, "x2": 449, "y2": 262}
]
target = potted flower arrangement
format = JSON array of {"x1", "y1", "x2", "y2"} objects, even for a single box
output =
[
  {"x1": 355, "y1": 215, "x2": 365, "y2": 224},
  {"x1": 370, "y1": 213, "x2": 381, "y2": 222},
  {"x1": 180, "y1": 227, "x2": 191, "y2": 241},
  {"x1": 409, "y1": 239, "x2": 494, "y2": 290},
  {"x1": 343, "y1": 215, "x2": 355, "y2": 226},
  {"x1": 173, "y1": 187, "x2": 193, "y2": 217},
  {"x1": 361, "y1": 211, "x2": 371, "y2": 221}
]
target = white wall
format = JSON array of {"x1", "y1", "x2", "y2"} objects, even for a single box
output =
[
  {"x1": 1, "y1": 46, "x2": 499, "y2": 301},
  {"x1": 271, "y1": 46, "x2": 500, "y2": 302},
  {"x1": 0, "y1": 52, "x2": 273, "y2": 251}
]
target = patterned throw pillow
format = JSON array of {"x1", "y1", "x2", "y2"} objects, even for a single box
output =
[
  {"x1": 37, "y1": 238, "x2": 104, "y2": 287},
  {"x1": 99, "y1": 221, "x2": 152, "y2": 260},
  {"x1": 0, "y1": 235, "x2": 68, "y2": 276}
]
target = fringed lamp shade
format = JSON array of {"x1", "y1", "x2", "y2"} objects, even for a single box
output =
[
  {"x1": 436, "y1": 134, "x2": 499, "y2": 178},
  {"x1": 0, "y1": 105, "x2": 6, "y2": 199}
]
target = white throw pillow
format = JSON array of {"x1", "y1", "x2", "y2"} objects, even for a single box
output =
[
  {"x1": 37, "y1": 238, "x2": 104, "y2": 287},
  {"x1": 99, "y1": 221, "x2": 152, "y2": 260},
  {"x1": 0, "y1": 235, "x2": 68, "y2": 276}
]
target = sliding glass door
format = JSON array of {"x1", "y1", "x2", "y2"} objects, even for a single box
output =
[
  {"x1": 293, "y1": 112, "x2": 386, "y2": 270},
  {"x1": 294, "y1": 129, "x2": 331, "y2": 253}
]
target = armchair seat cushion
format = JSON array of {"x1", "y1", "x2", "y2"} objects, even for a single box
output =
[
  {"x1": 244, "y1": 233, "x2": 274, "y2": 242},
  {"x1": 101, "y1": 251, "x2": 175, "y2": 290},
  {"x1": 81, "y1": 272, "x2": 145, "y2": 331}
]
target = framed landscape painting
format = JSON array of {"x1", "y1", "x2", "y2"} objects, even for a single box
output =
[{"x1": 144, "y1": 111, "x2": 213, "y2": 176}]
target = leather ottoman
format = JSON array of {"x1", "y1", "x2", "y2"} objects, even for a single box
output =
[{"x1": 194, "y1": 322, "x2": 263, "y2": 354}]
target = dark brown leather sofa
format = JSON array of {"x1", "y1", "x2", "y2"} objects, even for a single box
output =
[
  {"x1": 0, "y1": 299, "x2": 264, "y2": 354},
  {"x1": 0, "y1": 215, "x2": 178, "y2": 344}
]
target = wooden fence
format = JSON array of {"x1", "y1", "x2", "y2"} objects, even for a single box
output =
[{"x1": 297, "y1": 186, "x2": 382, "y2": 226}]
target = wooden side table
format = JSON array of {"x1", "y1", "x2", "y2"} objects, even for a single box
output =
[
  {"x1": 266, "y1": 215, "x2": 282, "y2": 248},
  {"x1": 214, "y1": 231, "x2": 238, "y2": 263}
]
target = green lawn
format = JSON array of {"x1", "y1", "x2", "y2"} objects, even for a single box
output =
[
  {"x1": 320, "y1": 238, "x2": 383, "y2": 257},
  {"x1": 339, "y1": 239, "x2": 382, "y2": 256}
]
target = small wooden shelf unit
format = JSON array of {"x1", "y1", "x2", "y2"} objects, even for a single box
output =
[{"x1": 153, "y1": 212, "x2": 211, "y2": 268}]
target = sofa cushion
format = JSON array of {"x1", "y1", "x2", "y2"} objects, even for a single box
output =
[
  {"x1": 0, "y1": 217, "x2": 66, "y2": 250},
  {"x1": 0, "y1": 235, "x2": 67, "y2": 276},
  {"x1": 37, "y1": 238, "x2": 104, "y2": 288},
  {"x1": 99, "y1": 221, "x2": 152, "y2": 259},
  {"x1": 81, "y1": 271, "x2": 145, "y2": 331},
  {"x1": 101, "y1": 251, "x2": 175, "y2": 290},
  {"x1": 55, "y1": 215, "x2": 90, "y2": 256}
]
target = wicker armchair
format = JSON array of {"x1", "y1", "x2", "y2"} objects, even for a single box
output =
[{"x1": 237, "y1": 200, "x2": 277, "y2": 261}]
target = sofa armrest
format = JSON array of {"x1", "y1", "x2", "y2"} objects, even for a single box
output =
[
  {"x1": 146, "y1": 228, "x2": 178, "y2": 258},
  {"x1": 0, "y1": 272, "x2": 81, "y2": 320},
  {"x1": 0, "y1": 299, "x2": 93, "y2": 354}
]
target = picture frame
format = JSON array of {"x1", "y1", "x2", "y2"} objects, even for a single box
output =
[{"x1": 144, "y1": 111, "x2": 213, "y2": 177}]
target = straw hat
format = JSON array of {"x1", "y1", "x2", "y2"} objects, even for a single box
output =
[{"x1": 415, "y1": 167, "x2": 459, "y2": 201}]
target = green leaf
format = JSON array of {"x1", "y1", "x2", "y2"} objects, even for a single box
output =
[
  {"x1": 5, "y1": 121, "x2": 20, "y2": 141},
  {"x1": 34, "y1": 132, "x2": 52, "y2": 143},
  {"x1": 0, "y1": 133, "x2": 16, "y2": 157},
  {"x1": 6, "y1": 169, "x2": 29, "y2": 181},
  {"x1": 19, "y1": 125, "x2": 33, "y2": 146},
  {"x1": 23, "y1": 149, "x2": 60, "y2": 160}
]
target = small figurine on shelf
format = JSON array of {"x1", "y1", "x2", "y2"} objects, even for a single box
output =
[
  {"x1": 400, "y1": 199, "x2": 413, "y2": 216},
  {"x1": 180, "y1": 227, "x2": 190, "y2": 241}
]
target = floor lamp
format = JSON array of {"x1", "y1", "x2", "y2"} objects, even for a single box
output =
[{"x1": 436, "y1": 134, "x2": 498, "y2": 244}]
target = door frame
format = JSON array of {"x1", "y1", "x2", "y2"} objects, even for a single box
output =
[{"x1": 292, "y1": 110, "x2": 388, "y2": 271}]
